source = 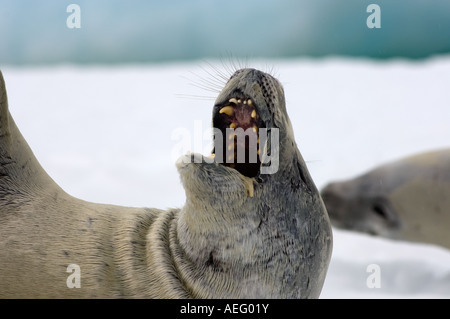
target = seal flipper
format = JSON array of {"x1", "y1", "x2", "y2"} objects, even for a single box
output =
[{"x1": 0, "y1": 70, "x2": 61, "y2": 202}]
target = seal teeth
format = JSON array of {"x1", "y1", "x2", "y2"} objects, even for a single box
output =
[
  {"x1": 241, "y1": 176, "x2": 255, "y2": 198},
  {"x1": 215, "y1": 96, "x2": 262, "y2": 177},
  {"x1": 220, "y1": 106, "x2": 234, "y2": 116}
]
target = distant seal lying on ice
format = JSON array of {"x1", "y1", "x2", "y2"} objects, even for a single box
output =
[
  {"x1": 321, "y1": 149, "x2": 450, "y2": 250},
  {"x1": 0, "y1": 68, "x2": 332, "y2": 298}
]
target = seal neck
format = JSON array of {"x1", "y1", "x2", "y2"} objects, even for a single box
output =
[{"x1": 172, "y1": 149, "x2": 320, "y2": 298}]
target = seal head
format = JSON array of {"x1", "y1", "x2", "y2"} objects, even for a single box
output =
[
  {"x1": 175, "y1": 68, "x2": 333, "y2": 298},
  {"x1": 321, "y1": 149, "x2": 450, "y2": 249}
]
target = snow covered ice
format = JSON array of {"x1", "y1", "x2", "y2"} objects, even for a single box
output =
[{"x1": 3, "y1": 56, "x2": 450, "y2": 298}]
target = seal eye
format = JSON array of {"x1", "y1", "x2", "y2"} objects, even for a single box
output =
[
  {"x1": 212, "y1": 97, "x2": 263, "y2": 177},
  {"x1": 372, "y1": 204, "x2": 387, "y2": 219}
]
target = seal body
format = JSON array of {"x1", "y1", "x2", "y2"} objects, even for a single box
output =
[
  {"x1": 321, "y1": 149, "x2": 450, "y2": 249},
  {"x1": 0, "y1": 69, "x2": 332, "y2": 298}
]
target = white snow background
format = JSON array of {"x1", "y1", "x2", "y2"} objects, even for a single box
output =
[{"x1": 3, "y1": 56, "x2": 450, "y2": 298}]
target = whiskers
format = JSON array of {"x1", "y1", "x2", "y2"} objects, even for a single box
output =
[
  {"x1": 176, "y1": 55, "x2": 277, "y2": 101},
  {"x1": 176, "y1": 62, "x2": 225, "y2": 101}
]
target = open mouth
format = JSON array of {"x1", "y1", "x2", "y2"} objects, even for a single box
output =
[{"x1": 212, "y1": 96, "x2": 264, "y2": 178}]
